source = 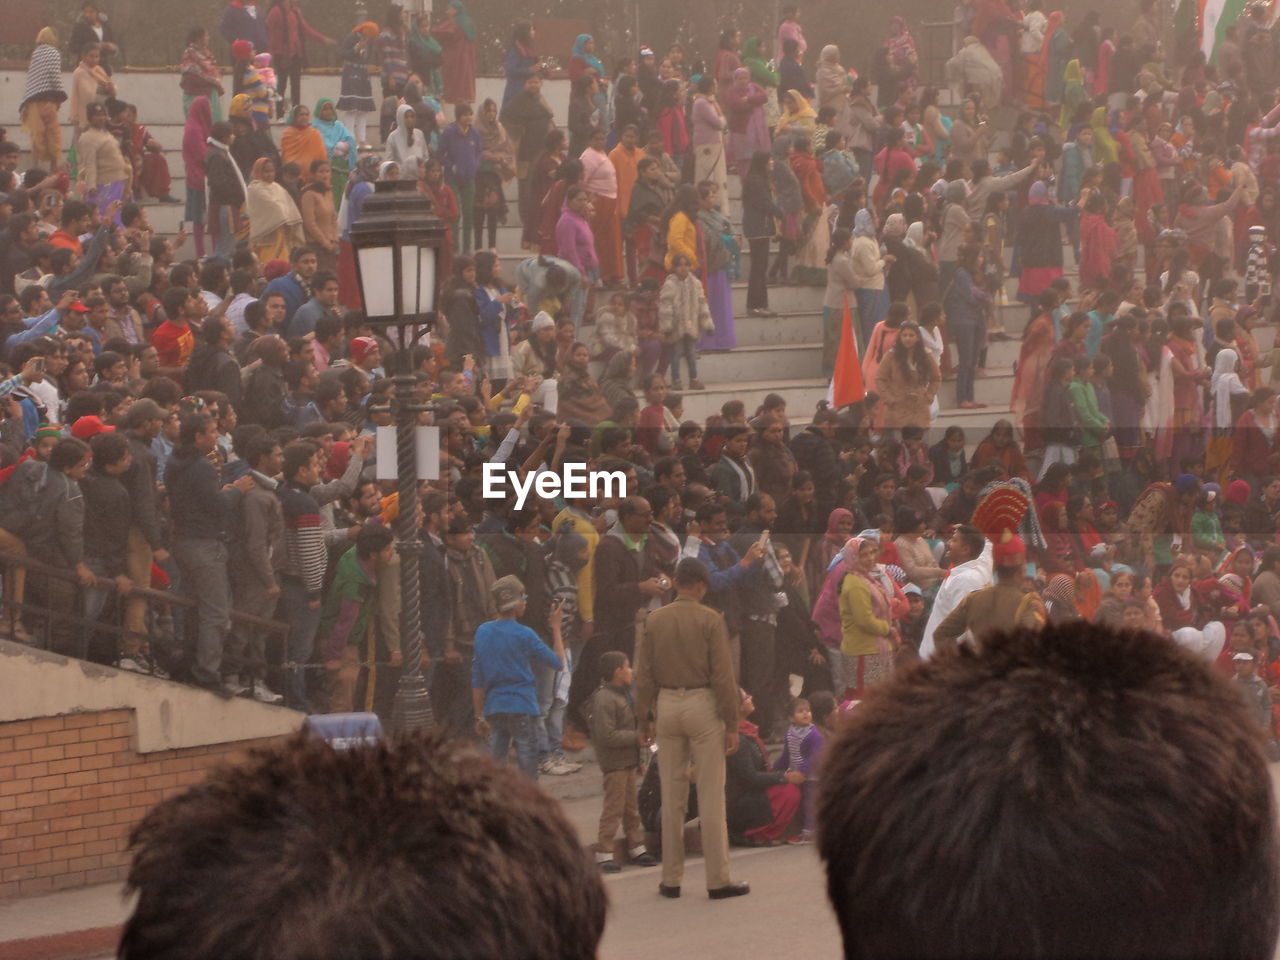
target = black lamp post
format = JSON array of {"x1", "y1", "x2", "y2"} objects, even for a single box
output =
[{"x1": 350, "y1": 178, "x2": 446, "y2": 733}]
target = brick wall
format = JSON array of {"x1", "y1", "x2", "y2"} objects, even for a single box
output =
[{"x1": 0, "y1": 709, "x2": 286, "y2": 899}]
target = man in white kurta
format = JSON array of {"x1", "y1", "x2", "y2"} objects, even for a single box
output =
[{"x1": 919, "y1": 528, "x2": 992, "y2": 660}]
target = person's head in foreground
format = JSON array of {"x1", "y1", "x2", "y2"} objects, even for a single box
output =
[
  {"x1": 818, "y1": 620, "x2": 1280, "y2": 960},
  {"x1": 118, "y1": 732, "x2": 607, "y2": 960}
]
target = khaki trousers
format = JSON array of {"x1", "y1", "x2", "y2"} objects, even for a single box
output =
[
  {"x1": 327, "y1": 644, "x2": 361, "y2": 714},
  {"x1": 655, "y1": 687, "x2": 731, "y2": 890},
  {"x1": 598, "y1": 767, "x2": 644, "y2": 854}
]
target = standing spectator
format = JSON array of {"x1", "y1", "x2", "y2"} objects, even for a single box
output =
[
  {"x1": 180, "y1": 27, "x2": 225, "y2": 121},
  {"x1": 266, "y1": 0, "x2": 333, "y2": 118},
  {"x1": 635, "y1": 558, "x2": 748, "y2": 900},
  {"x1": 378, "y1": 3, "x2": 411, "y2": 100},
  {"x1": 300, "y1": 162, "x2": 339, "y2": 273},
  {"x1": 277, "y1": 440, "x2": 327, "y2": 709},
  {"x1": 587, "y1": 650, "x2": 658, "y2": 872},
  {"x1": 69, "y1": 2, "x2": 119, "y2": 74},
  {"x1": 280, "y1": 105, "x2": 327, "y2": 186},
  {"x1": 555, "y1": 187, "x2": 599, "y2": 289},
  {"x1": 79, "y1": 432, "x2": 136, "y2": 664},
  {"x1": 502, "y1": 21, "x2": 537, "y2": 106},
  {"x1": 185, "y1": 315, "x2": 241, "y2": 407},
  {"x1": 472, "y1": 575, "x2": 565, "y2": 780},
  {"x1": 220, "y1": 0, "x2": 269, "y2": 63},
  {"x1": 475, "y1": 99, "x2": 515, "y2": 253},
  {"x1": 76, "y1": 103, "x2": 130, "y2": 219},
  {"x1": 581, "y1": 128, "x2": 622, "y2": 285},
  {"x1": 68, "y1": 44, "x2": 116, "y2": 135},
  {"x1": 20, "y1": 29, "x2": 66, "y2": 172},
  {"x1": 246, "y1": 157, "x2": 305, "y2": 262},
  {"x1": 502, "y1": 76, "x2": 555, "y2": 248},
  {"x1": 167, "y1": 414, "x2": 250, "y2": 691},
  {"x1": 182, "y1": 97, "x2": 214, "y2": 259},
  {"x1": 205, "y1": 121, "x2": 247, "y2": 261},
  {"x1": 226, "y1": 434, "x2": 284, "y2": 702},
  {"x1": 692, "y1": 77, "x2": 730, "y2": 216},
  {"x1": 438, "y1": 104, "x2": 483, "y2": 254},
  {"x1": 319, "y1": 523, "x2": 396, "y2": 713},
  {"x1": 944, "y1": 243, "x2": 991, "y2": 410},
  {"x1": 337, "y1": 22, "x2": 379, "y2": 148},
  {"x1": 658, "y1": 254, "x2": 713, "y2": 391},
  {"x1": 433, "y1": 0, "x2": 477, "y2": 106}
]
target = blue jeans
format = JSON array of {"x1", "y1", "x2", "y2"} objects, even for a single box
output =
[
  {"x1": 534, "y1": 654, "x2": 569, "y2": 761},
  {"x1": 854, "y1": 287, "x2": 887, "y2": 351},
  {"x1": 279, "y1": 579, "x2": 321, "y2": 711},
  {"x1": 951, "y1": 321, "x2": 982, "y2": 405},
  {"x1": 488, "y1": 712, "x2": 539, "y2": 780},
  {"x1": 669, "y1": 335, "x2": 698, "y2": 383},
  {"x1": 209, "y1": 204, "x2": 235, "y2": 261}
]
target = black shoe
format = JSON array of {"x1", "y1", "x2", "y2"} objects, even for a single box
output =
[
  {"x1": 658, "y1": 883, "x2": 681, "y2": 899},
  {"x1": 600, "y1": 860, "x2": 621, "y2": 874},
  {"x1": 631, "y1": 852, "x2": 659, "y2": 867},
  {"x1": 708, "y1": 881, "x2": 751, "y2": 900}
]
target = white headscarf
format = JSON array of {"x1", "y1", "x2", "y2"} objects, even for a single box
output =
[
  {"x1": 905, "y1": 219, "x2": 927, "y2": 253},
  {"x1": 1211, "y1": 348, "x2": 1248, "y2": 429}
]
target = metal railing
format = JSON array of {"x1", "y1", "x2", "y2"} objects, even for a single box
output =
[{"x1": 0, "y1": 550, "x2": 291, "y2": 682}]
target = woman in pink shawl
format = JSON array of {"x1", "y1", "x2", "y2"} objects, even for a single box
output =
[
  {"x1": 723, "y1": 68, "x2": 769, "y2": 174},
  {"x1": 182, "y1": 95, "x2": 214, "y2": 258}
]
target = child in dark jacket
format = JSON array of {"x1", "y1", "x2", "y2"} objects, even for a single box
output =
[
  {"x1": 587, "y1": 651, "x2": 658, "y2": 873},
  {"x1": 773, "y1": 696, "x2": 825, "y2": 843}
]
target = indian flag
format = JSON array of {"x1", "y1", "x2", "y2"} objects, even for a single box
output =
[{"x1": 1201, "y1": 0, "x2": 1249, "y2": 63}]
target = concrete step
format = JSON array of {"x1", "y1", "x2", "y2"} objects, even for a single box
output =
[
  {"x1": 694, "y1": 343, "x2": 821, "y2": 382},
  {"x1": 675, "y1": 377, "x2": 829, "y2": 424},
  {"x1": 734, "y1": 310, "x2": 824, "y2": 347}
]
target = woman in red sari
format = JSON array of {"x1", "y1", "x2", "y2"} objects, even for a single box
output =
[
  {"x1": 1129, "y1": 109, "x2": 1163, "y2": 248},
  {"x1": 536, "y1": 158, "x2": 583, "y2": 256},
  {"x1": 1010, "y1": 289, "x2": 1057, "y2": 453}
]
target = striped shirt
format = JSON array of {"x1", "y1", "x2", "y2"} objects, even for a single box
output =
[{"x1": 279, "y1": 480, "x2": 326, "y2": 598}]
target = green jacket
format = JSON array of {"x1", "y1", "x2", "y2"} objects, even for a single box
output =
[
  {"x1": 1068, "y1": 380, "x2": 1109, "y2": 449},
  {"x1": 317, "y1": 546, "x2": 378, "y2": 663}
]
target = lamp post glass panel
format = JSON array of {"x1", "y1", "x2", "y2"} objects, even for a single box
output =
[{"x1": 351, "y1": 179, "x2": 446, "y2": 732}]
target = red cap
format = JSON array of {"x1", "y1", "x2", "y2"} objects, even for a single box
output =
[
  {"x1": 70, "y1": 415, "x2": 115, "y2": 440},
  {"x1": 67, "y1": 300, "x2": 90, "y2": 313},
  {"x1": 992, "y1": 531, "x2": 1026, "y2": 567},
  {"x1": 350, "y1": 336, "x2": 379, "y2": 365}
]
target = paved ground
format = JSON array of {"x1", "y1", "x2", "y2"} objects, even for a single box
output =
[{"x1": 7, "y1": 760, "x2": 1280, "y2": 960}]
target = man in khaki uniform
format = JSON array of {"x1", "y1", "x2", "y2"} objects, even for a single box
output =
[
  {"x1": 931, "y1": 533, "x2": 1046, "y2": 652},
  {"x1": 636, "y1": 558, "x2": 748, "y2": 900}
]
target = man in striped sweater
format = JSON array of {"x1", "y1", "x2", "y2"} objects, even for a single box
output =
[{"x1": 278, "y1": 440, "x2": 328, "y2": 711}]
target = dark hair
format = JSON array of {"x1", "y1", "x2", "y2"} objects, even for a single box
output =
[
  {"x1": 674, "y1": 556, "x2": 710, "y2": 587},
  {"x1": 599, "y1": 650, "x2": 629, "y2": 681},
  {"x1": 818, "y1": 619, "x2": 1280, "y2": 960},
  {"x1": 48, "y1": 436, "x2": 90, "y2": 472},
  {"x1": 120, "y1": 733, "x2": 607, "y2": 960},
  {"x1": 282, "y1": 439, "x2": 318, "y2": 480},
  {"x1": 355, "y1": 522, "x2": 395, "y2": 559}
]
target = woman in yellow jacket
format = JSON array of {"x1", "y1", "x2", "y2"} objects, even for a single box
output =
[
  {"x1": 663, "y1": 183, "x2": 701, "y2": 271},
  {"x1": 837, "y1": 536, "x2": 894, "y2": 697}
]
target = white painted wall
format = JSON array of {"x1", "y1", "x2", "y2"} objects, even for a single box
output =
[{"x1": 0, "y1": 639, "x2": 305, "y2": 753}]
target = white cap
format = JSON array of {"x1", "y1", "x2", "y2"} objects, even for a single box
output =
[{"x1": 1233, "y1": 652, "x2": 1255, "y2": 662}]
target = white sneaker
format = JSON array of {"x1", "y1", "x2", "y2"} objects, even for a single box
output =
[
  {"x1": 252, "y1": 681, "x2": 283, "y2": 704},
  {"x1": 116, "y1": 656, "x2": 147, "y2": 675},
  {"x1": 222, "y1": 678, "x2": 249, "y2": 697},
  {"x1": 538, "y1": 758, "x2": 557, "y2": 775},
  {"x1": 548, "y1": 757, "x2": 582, "y2": 776}
]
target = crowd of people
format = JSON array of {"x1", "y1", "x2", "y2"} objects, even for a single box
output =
[{"x1": 5, "y1": 0, "x2": 1280, "y2": 860}]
